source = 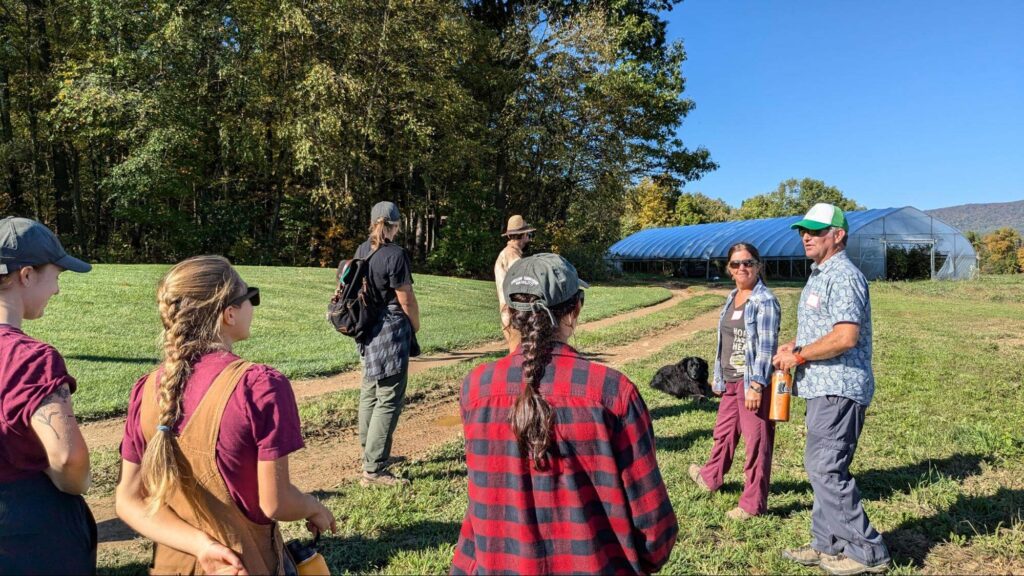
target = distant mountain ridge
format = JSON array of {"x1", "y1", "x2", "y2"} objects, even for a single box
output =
[{"x1": 924, "y1": 200, "x2": 1024, "y2": 234}]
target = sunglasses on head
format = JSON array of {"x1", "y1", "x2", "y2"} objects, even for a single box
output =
[
  {"x1": 226, "y1": 287, "x2": 260, "y2": 309},
  {"x1": 728, "y1": 259, "x2": 758, "y2": 269},
  {"x1": 797, "y1": 227, "x2": 833, "y2": 238}
]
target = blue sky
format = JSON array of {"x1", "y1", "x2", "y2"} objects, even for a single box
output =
[{"x1": 664, "y1": 1, "x2": 1024, "y2": 211}]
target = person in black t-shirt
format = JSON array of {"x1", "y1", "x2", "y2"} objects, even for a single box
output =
[{"x1": 353, "y1": 201, "x2": 420, "y2": 487}]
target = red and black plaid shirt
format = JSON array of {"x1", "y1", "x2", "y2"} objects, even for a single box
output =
[{"x1": 452, "y1": 343, "x2": 677, "y2": 575}]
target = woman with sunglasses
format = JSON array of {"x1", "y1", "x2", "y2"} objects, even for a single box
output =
[
  {"x1": 115, "y1": 255, "x2": 335, "y2": 575},
  {"x1": 689, "y1": 243, "x2": 781, "y2": 520}
]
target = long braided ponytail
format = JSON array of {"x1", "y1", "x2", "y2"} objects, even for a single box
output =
[
  {"x1": 141, "y1": 255, "x2": 246, "y2": 515},
  {"x1": 508, "y1": 292, "x2": 581, "y2": 470}
]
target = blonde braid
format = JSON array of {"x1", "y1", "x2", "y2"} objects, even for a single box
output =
[{"x1": 140, "y1": 256, "x2": 244, "y2": 516}]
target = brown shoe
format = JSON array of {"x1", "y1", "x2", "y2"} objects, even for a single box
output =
[
  {"x1": 688, "y1": 464, "x2": 711, "y2": 492},
  {"x1": 781, "y1": 544, "x2": 836, "y2": 567},
  {"x1": 820, "y1": 554, "x2": 890, "y2": 575},
  {"x1": 725, "y1": 506, "x2": 754, "y2": 521},
  {"x1": 360, "y1": 471, "x2": 410, "y2": 487}
]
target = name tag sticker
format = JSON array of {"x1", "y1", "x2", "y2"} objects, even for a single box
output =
[
  {"x1": 731, "y1": 310, "x2": 743, "y2": 320},
  {"x1": 807, "y1": 294, "x2": 820, "y2": 308}
]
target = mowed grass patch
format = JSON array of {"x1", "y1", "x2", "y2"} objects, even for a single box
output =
[{"x1": 24, "y1": 264, "x2": 670, "y2": 420}]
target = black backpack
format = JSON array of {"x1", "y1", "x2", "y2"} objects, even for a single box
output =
[{"x1": 327, "y1": 248, "x2": 384, "y2": 343}]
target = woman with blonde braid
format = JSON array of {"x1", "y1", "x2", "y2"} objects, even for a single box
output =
[
  {"x1": 452, "y1": 254, "x2": 677, "y2": 575},
  {"x1": 115, "y1": 256, "x2": 335, "y2": 575}
]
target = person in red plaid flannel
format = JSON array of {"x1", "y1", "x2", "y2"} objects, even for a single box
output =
[{"x1": 452, "y1": 253, "x2": 677, "y2": 575}]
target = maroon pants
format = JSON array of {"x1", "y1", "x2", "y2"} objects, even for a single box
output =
[{"x1": 699, "y1": 380, "x2": 776, "y2": 515}]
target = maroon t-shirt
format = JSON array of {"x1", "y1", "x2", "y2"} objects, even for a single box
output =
[
  {"x1": 0, "y1": 324, "x2": 79, "y2": 484},
  {"x1": 121, "y1": 351, "x2": 304, "y2": 524}
]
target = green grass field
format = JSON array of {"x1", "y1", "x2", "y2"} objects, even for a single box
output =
[
  {"x1": 260, "y1": 276, "x2": 1024, "y2": 575},
  {"x1": 23, "y1": 264, "x2": 671, "y2": 420}
]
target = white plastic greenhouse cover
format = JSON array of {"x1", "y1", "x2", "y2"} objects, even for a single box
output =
[{"x1": 608, "y1": 206, "x2": 978, "y2": 280}]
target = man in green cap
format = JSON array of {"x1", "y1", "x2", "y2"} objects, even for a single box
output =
[{"x1": 773, "y1": 203, "x2": 890, "y2": 575}]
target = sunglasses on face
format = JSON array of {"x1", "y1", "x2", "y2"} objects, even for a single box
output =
[
  {"x1": 728, "y1": 259, "x2": 758, "y2": 269},
  {"x1": 226, "y1": 287, "x2": 260, "y2": 309},
  {"x1": 797, "y1": 227, "x2": 832, "y2": 238}
]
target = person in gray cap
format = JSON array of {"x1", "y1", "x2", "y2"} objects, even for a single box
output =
[
  {"x1": 0, "y1": 217, "x2": 96, "y2": 573},
  {"x1": 452, "y1": 253, "x2": 678, "y2": 575},
  {"x1": 494, "y1": 214, "x2": 535, "y2": 352},
  {"x1": 773, "y1": 203, "x2": 891, "y2": 575},
  {"x1": 351, "y1": 201, "x2": 420, "y2": 486}
]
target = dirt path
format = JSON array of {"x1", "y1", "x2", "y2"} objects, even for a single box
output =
[
  {"x1": 89, "y1": 300, "x2": 723, "y2": 549},
  {"x1": 80, "y1": 288, "x2": 703, "y2": 452}
]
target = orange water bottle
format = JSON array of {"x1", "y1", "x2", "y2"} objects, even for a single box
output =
[
  {"x1": 286, "y1": 534, "x2": 331, "y2": 576},
  {"x1": 769, "y1": 368, "x2": 792, "y2": 422}
]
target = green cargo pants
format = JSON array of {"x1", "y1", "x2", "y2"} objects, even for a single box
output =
[{"x1": 358, "y1": 370, "x2": 409, "y2": 473}]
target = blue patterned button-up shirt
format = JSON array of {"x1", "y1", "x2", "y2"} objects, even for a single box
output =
[{"x1": 794, "y1": 250, "x2": 875, "y2": 406}]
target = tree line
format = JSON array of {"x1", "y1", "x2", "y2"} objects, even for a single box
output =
[
  {"x1": 620, "y1": 176, "x2": 862, "y2": 237},
  {"x1": 966, "y1": 228, "x2": 1024, "y2": 274},
  {"x1": 0, "y1": 0, "x2": 715, "y2": 278}
]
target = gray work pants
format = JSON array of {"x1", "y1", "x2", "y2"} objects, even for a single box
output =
[
  {"x1": 805, "y1": 395, "x2": 890, "y2": 566},
  {"x1": 359, "y1": 370, "x2": 408, "y2": 473}
]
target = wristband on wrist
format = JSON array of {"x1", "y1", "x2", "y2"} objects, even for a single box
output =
[{"x1": 793, "y1": 352, "x2": 807, "y2": 366}]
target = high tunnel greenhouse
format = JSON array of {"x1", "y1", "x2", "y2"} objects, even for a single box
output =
[{"x1": 607, "y1": 207, "x2": 978, "y2": 281}]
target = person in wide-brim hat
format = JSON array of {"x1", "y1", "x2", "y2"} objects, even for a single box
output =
[
  {"x1": 502, "y1": 215, "x2": 536, "y2": 237},
  {"x1": 495, "y1": 215, "x2": 535, "y2": 352}
]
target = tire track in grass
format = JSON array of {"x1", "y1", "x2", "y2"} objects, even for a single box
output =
[
  {"x1": 79, "y1": 287, "x2": 707, "y2": 452},
  {"x1": 90, "y1": 296, "x2": 726, "y2": 556}
]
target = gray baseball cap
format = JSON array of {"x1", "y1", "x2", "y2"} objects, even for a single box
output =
[
  {"x1": 0, "y1": 217, "x2": 92, "y2": 275},
  {"x1": 370, "y1": 201, "x2": 401, "y2": 224},
  {"x1": 503, "y1": 253, "x2": 589, "y2": 317}
]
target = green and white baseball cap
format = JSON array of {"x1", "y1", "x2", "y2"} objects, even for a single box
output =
[{"x1": 790, "y1": 203, "x2": 849, "y2": 231}]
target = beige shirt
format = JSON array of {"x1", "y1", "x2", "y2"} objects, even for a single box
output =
[{"x1": 494, "y1": 242, "x2": 523, "y2": 308}]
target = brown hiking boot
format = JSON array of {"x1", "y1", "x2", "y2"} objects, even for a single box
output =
[
  {"x1": 781, "y1": 545, "x2": 836, "y2": 567},
  {"x1": 820, "y1": 554, "x2": 890, "y2": 575},
  {"x1": 688, "y1": 464, "x2": 711, "y2": 492},
  {"x1": 360, "y1": 470, "x2": 410, "y2": 487}
]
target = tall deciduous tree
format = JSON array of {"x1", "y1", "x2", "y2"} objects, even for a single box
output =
[
  {"x1": 674, "y1": 191, "x2": 732, "y2": 225},
  {"x1": 620, "y1": 177, "x2": 677, "y2": 237},
  {"x1": 980, "y1": 227, "x2": 1022, "y2": 274},
  {"x1": 735, "y1": 178, "x2": 861, "y2": 220}
]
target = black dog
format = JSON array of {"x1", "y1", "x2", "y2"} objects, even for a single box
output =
[{"x1": 650, "y1": 357, "x2": 712, "y2": 400}]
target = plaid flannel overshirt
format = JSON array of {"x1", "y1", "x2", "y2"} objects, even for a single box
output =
[
  {"x1": 452, "y1": 343, "x2": 677, "y2": 575},
  {"x1": 712, "y1": 280, "x2": 782, "y2": 393},
  {"x1": 358, "y1": 304, "x2": 412, "y2": 381}
]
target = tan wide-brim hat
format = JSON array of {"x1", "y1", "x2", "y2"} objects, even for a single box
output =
[{"x1": 503, "y1": 214, "x2": 536, "y2": 236}]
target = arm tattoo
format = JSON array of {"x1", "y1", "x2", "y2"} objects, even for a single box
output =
[
  {"x1": 38, "y1": 385, "x2": 72, "y2": 407},
  {"x1": 33, "y1": 384, "x2": 73, "y2": 441},
  {"x1": 34, "y1": 408, "x2": 63, "y2": 440}
]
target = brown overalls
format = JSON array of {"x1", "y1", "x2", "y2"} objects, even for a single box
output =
[{"x1": 141, "y1": 359, "x2": 286, "y2": 575}]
